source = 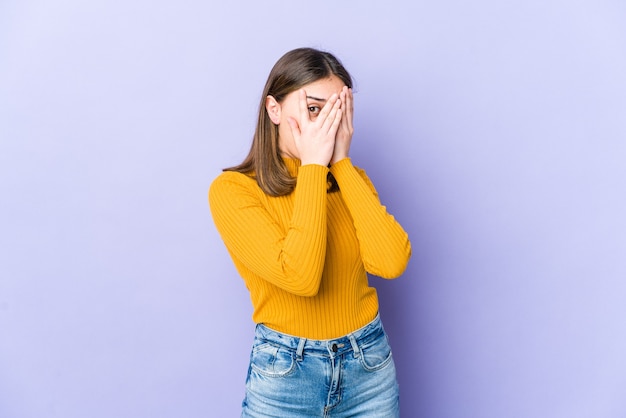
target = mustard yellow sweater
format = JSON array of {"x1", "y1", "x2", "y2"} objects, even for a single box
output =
[{"x1": 209, "y1": 157, "x2": 411, "y2": 339}]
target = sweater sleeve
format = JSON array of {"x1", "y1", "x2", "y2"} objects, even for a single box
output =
[
  {"x1": 208, "y1": 165, "x2": 328, "y2": 296},
  {"x1": 330, "y1": 158, "x2": 411, "y2": 278}
]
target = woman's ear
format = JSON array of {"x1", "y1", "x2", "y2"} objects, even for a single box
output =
[{"x1": 265, "y1": 95, "x2": 281, "y2": 125}]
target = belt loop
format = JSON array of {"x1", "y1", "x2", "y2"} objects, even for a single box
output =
[
  {"x1": 348, "y1": 334, "x2": 360, "y2": 358},
  {"x1": 296, "y1": 338, "x2": 306, "y2": 361}
]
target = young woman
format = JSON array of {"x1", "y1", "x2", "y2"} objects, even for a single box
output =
[{"x1": 209, "y1": 47, "x2": 411, "y2": 417}]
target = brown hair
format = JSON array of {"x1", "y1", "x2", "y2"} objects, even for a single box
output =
[{"x1": 225, "y1": 47, "x2": 353, "y2": 196}]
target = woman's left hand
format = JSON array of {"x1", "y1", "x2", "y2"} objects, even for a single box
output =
[{"x1": 331, "y1": 86, "x2": 354, "y2": 165}]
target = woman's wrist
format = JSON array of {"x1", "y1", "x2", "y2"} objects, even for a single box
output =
[{"x1": 330, "y1": 154, "x2": 349, "y2": 165}]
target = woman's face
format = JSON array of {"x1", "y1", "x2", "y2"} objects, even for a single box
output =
[{"x1": 267, "y1": 75, "x2": 346, "y2": 160}]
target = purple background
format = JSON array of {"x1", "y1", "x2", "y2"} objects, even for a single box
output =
[{"x1": 1, "y1": 1, "x2": 626, "y2": 417}]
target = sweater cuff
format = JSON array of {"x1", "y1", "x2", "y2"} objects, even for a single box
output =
[
  {"x1": 298, "y1": 163, "x2": 330, "y2": 190},
  {"x1": 329, "y1": 157, "x2": 354, "y2": 178}
]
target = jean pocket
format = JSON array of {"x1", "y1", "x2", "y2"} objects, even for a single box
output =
[
  {"x1": 359, "y1": 334, "x2": 393, "y2": 371},
  {"x1": 250, "y1": 342, "x2": 296, "y2": 377}
]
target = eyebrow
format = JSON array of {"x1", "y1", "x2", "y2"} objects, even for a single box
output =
[{"x1": 306, "y1": 95, "x2": 326, "y2": 102}]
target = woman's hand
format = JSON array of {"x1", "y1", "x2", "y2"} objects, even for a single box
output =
[
  {"x1": 287, "y1": 89, "x2": 343, "y2": 166},
  {"x1": 331, "y1": 86, "x2": 354, "y2": 165}
]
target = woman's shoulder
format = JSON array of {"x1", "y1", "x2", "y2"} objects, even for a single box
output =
[
  {"x1": 209, "y1": 170, "x2": 259, "y2": 197},
  {"x1": 212, "y1": 169, "x2": 256, "y2": 184},
  {"x1": 209, "y1": 171, "x2": 262, "y2": 215}
]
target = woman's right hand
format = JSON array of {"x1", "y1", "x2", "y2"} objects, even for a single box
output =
[{"x1": 287, "y1": 89, "x2": 343, "y2": 166}]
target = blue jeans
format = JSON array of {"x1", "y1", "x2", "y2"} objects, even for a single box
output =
[{"x1": 241, "y1": 314, "x2": 399, "y2": 417}]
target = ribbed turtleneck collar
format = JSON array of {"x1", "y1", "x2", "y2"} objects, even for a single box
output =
[{"x1": 282, "y1": 157, "x2": 302, "y2": 176}]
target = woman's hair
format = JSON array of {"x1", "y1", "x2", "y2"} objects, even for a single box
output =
[{"x1": 225, "y1": 47, "x2": 353, "y2": 196}]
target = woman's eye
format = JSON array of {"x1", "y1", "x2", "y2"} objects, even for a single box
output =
[{"x1": 308, "y1": 105, "x2": 321, "y2": 114}]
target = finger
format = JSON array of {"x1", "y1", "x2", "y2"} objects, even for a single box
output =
[
  {"x1": 339, "y1": 86, "x2": 349, "y2": 101},
  {"x1": 343, "y1": 87, "x2": 353, "y2": 129},
  {"x1": 297, "y1": 89, "x2": 309, "y2": 124},
  {"x1": 287, "y1": 117, "x2": 301, "y2": 141},
  {"x1": 327, "y1": 107, "x2": 343, "y2": 137},
  {"x1": 323, "y1": 98, "x2": 343, "y2": 134},
  {"x1": 315, "y1": 93, "x2": 339, "y2": 127},
  {"x1": 338, "y1": 87, "x2": 349, "y2": 129},
  {"x1": 320, "y1": 94, "x2": 342, "y2": 133}
]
